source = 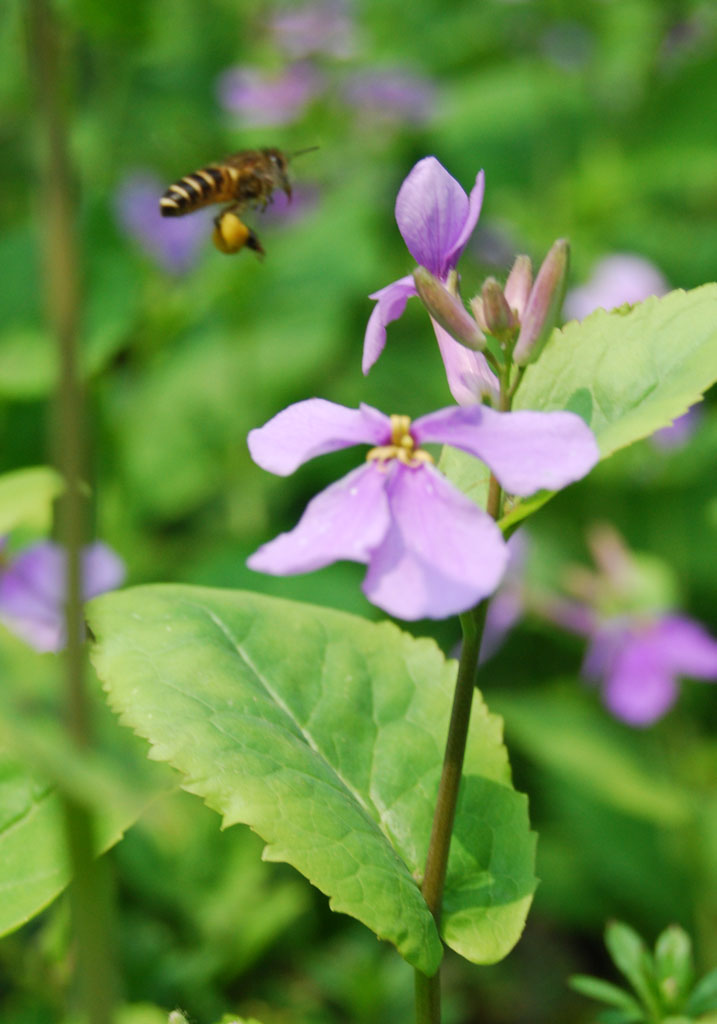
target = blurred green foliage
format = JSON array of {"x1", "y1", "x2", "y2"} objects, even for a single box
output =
[{"x1": 2, "y1": 0, "x2": 716, "y2": 1021}]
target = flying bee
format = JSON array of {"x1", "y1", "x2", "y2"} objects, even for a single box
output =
[{"x1": 159, "y1": 146, "x2": 317, "y2": 257}]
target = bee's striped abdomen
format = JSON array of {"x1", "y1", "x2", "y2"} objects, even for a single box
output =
[{"x1": 159, "y1": 165, "x2": 235, "y2": 217}]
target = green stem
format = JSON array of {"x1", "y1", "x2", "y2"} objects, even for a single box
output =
[
  {"x1": 414, "y1": 602, "x2": 489, "y2": 1024},
  {"x1": 27, "y1": 3, "x2": 117, "y2": 1021}
]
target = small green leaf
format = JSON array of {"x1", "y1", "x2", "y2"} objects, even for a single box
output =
[
  {"x1": 0, "y1": 466, "x2": 63, "y2": 535},
  {"x1": 87, "y1": 585, "x2": 537, "y2": 975},
  {"x1": 606, "y1": 921, "x2": 662, "y2": 1018},
  {"x1": 569, "y1": 973, "x2": 644, "y2": 1017},
  {"x1": 685, "y1": 968, "x2": 717, "y2": 1015},
  {"x1": 655, "y1": 925, "x2": 694, "y2": 1010}
]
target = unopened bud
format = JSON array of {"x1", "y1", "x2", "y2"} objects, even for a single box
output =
[
  {"x1": 413, "y1": 267, "x2": 486, "y2": 351},
  {"x1": 469, "y1": 295, "x2": 488, "y2": 333},
  {"x1": 513, "y1": 239, "x2": 570, "y2": 366},
  {"x1": 480, "y1": 277, "x2": 517, "y2": 340},
  {"x1": 504, "y1": 255, "x2": 532, "y2": 319}
]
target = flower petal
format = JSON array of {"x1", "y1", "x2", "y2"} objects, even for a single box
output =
[
  {"x1": 429, "y1": 321, "x2": 499, "y2": 405},
  {"x1": 362, "y1": 463, "x2": 508, "y2": 620},
  {"x1": 603, "y1": 633, "x2": 678, "y2": 726},
  {"x1": 395, "y1": 157, "x2": 476, "y2": 276},
  {"x1": 248, "y1": 399, "x2": 391, "y2": 475},
  {"x1": 83, "y1": 542, "x2": 126, "y2": 600},
  {"x1": 414, "y1": 405, "x2": 599, "y2": 496},
  {"x1": 0, "y1": 542, "x2": 65, "y2": 651},
  {"x1": 647, "y1": 615, "x2": 717, "y2": 679},
  {"x1": 247, "y1": 463, "x2": 391, "y2": 575},
  {"x1": 363, "y1": 275, "x2": 416, "y2": 374},
  {"x1": 444, "y1": 169, "x2": 485, "y2": 270}
]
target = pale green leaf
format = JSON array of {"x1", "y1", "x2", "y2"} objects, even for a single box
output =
[
  {"x1": 442, "y1": 286, "x2": 717, "y2": 524},
  {"x1": 0, "y1": 466, "x2": 63, "y2": 534},
  {"x1": 87, "y1": 585, "x2": 537, "y2": 975},
  {"x1": 516, "y1": 286, "x2": 717, "y2": 456}
]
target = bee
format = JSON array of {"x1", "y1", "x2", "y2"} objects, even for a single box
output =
[{"x1": 159, "y1": 146, "x2": 316, "y2": 257}]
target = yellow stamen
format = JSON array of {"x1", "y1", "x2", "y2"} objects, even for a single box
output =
[{"x1": 366, "y1": 414, "x2": 435, "y2": 468}]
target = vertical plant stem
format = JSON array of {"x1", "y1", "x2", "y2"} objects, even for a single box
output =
[
  {"x1": 414, "y1": 601, "x2": 489, "y2": 1024},
  {"x1": 27, "y1": 3, "x2": 116, "y2": 1021}
]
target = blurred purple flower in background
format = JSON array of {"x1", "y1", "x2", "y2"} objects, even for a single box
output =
[
  {"x1": 363, "y1": 157, "x2": 499, "y2": 404},
  {"x1": 479, "y1": 532, "x2": 528, "y2": 663},
  {"x1": 216, "y1": 63, "x2": 323, "y2": 126},
  {"x1": 581, "y1": 615, "x2": 717, "y2": 726},
  {"x1": 115, "y1": 172, "x2": 210, "y2": 274},
  {"x1": 548, "y1": 524, "x2": 717, "y2": 726},
  {"x1": 0, "y1": 540, "x2": 126, "y2": 653},
  {"x1": 651, "y1": 405, "x2": 702, "y2": 451},
  {"x1": 247, "y1": 398, "x2": 598, "y2": 620},
  {"x1": 268, "y1": 0, "x2": 357, "y2": 59},
  {"x1": 260, "y1": 183, "x2": 319, "y2": 226},
  {"x1": 341, "y1": 68, "x2": 437, "y2": 124},
  {"x1": 563, "y1": 253, "x2": 669, "y2": 321}
]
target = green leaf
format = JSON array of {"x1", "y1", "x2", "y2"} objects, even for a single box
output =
[
  {"x1": 87, "y1": 585, "x2": 537, "y2": 975},
  {"x1": 442, "y1": 287, "x2": 717, "y2": 523},
  {"x1": 568, "y1": 974, "x2": 644, "y2": 1018},
  {"x1": 686, "y1": 968, "x2": 717, "y2": 1015},
  {"x1": 0, "y1": 466, "x2": 63, "y2": 534},
  {"x1": 655, "y1": 925, "x2": 694, "y2": 1011},
  {"x1": 605, "y1": 921, "x2": 662, "y2": 1018},
  {"x1": 516, "y1": 286, "x2": 717, "y2": 456},
  {"x1": 0, "y1": 754, "x2": 153, "y2": 938}
]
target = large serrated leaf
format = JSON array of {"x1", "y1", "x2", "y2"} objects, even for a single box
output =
[
  {"x1": 87, "y1": 585, "x2": 536, "y2": 975},
  {"x1": 443, "y1": 286, "x2": 717, "y2": 524},
  {"x1": 516, "y1": 285, "x2": 717, "y2": 456}
]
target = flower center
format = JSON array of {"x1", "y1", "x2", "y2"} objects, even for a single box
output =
[{"x1": 366, "y1": 414, "x2": 434, "y2": 468}]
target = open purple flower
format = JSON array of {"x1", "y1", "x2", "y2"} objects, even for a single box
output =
[
  {"x1": 0, "y1": 540, "x2": 126, "y2": 653},
  {"x1": 247, "y1": 399, "x2": 598, "y2": 620},
  {"x1": 545, "y1": 525, "x2": 717, "y2": 725},
  {"x1": 363, "y1": 157, "x2": 499, "y2": 403},
  {"x1": 581, "y1": 615, "x2": 717, "y2": 726}
]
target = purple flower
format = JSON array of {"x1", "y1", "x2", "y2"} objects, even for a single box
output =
[
  {"x1": 0, "y1": 540, "x2": 126, "y2": 653},
  {"x1": 247, "y1": 399, "x2": 599, "y2": 620},
  {"x1": 651, "y1": 406, "x2": 701, "y2": 451},
  {"x1": 479, "y1": 532, "x2": 528, "y2": 663},
  {"x1": 545, "y1": 525, "x2": 717, "y2": 726},
  {"x1": 363, "y1": 157, "x2": 499, "y2": 404},
  {"x1": 216, "y1": 63, "x2": 323, "y2": 126},
  {"x1": 582, "y1": 616, "x2": 717, "y2": 727},
  {"x1": 268, "y1": 1, "x2": 357, "y2": 59},
  {"x1": 341, "y1": 69, "x2": 437, "y2": 124},
  {"x1": 563, "y1": 253, "x2": 669, "y2": 321},
  {"x1": 115, "y1": 172, "x2": 210, "y2": 274}
]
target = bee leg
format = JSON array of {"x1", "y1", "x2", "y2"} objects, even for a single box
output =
[{"x1": 246, "y1": 229, "x2": 265, "y2": 259}]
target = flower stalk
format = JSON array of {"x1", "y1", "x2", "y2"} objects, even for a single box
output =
[{"x1": 28, "y1": 2, "x2": 117, "y2": 1021}]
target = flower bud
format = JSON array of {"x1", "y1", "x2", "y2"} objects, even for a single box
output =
[
  {"x1": 413, "y1": 267, "x2": 486, "y2": 351},
  {"x1": 504, "y1": 254, "x2": 532, "y2": 318},
  {"x1": 513, "y1": 239, "x2": 570, "y2": 366},
  {"x1": 480, "y1": 276, "x2": 517, "y2": 340}
]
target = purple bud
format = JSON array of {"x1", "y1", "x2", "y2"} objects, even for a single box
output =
[
  {"x1": 413, "y1": 267, "x2": 486, "y2": 351},
  {"x1": 480, "y1": 277, "x2": 517, "y2": 340},
  {"x1": 513, "y1": 239, "x2": 570, "y2": 366},
  {"x1": 504, "y1": 254, "x2": 533, "y2": 319}
]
